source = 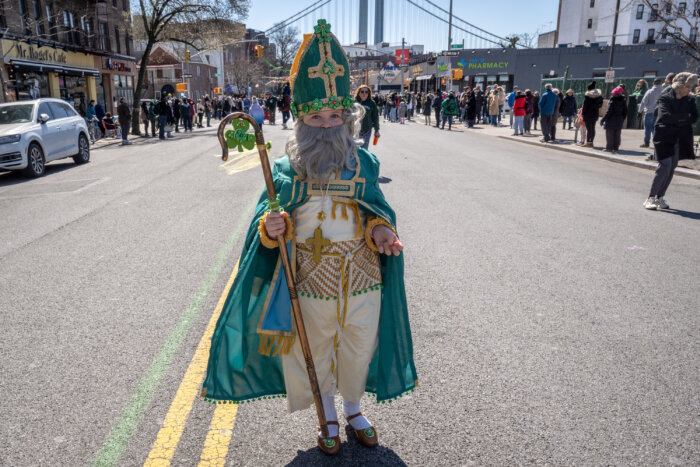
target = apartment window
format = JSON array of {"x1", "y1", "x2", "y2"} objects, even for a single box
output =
[
  {"x1": 197, "y1": 65, "x2": 201, "y2": 76},
  {"x1": 112, "y1": 0, "x2": 117, "y2": 6},
  {"x1": 125, "y1": 34, "x2": 130, "y2": 55},
  {"x1": 695, "y1": 1, "x2": 700, "y2": 17},
  {"x1": 122, "y1": 0, "x2": 128, "y2": 11},
  {"x1": 46, "y1": 3, "x2": 57, "y2": 40},
  {"x1": 664, "y1": 2, "x2": 672, "y2": 14},
  {"x1": 156, "y1": 69, "x2": 163, "y2": 78},
  {"x1": 636, "y1": 4, "x2": 644, "y2": 19},
  {"x1": 99, "y1": 22, "x2": 107, "y2": 50},
  {"x1": 114, "y1": 26, "x2": 121, "y2": 53},
  {"x1": 587, "y1": 18, "x2": 593, "y2": 28},
  {"x1": 590, "y1": 0, "x2": 595, "y2": 6},
  {"x1": 633, "y1": 29, "x2": 641, "y2": 43},
  {"x1": 32, "y1": 0, "x2": 44, "y2": 36},
  {"x1": 661, "y1": 26, "x2": 668, "y2": 38},
  {"x1": 647, "y1": 28, "x2": 655, "y2": 40},
  {"x1": 651, "y1": 3, "x2": 659, "y2": 20},
  {"x1": 679, "y1": 2, "x2": 687, "y2": 14},
  {"x1": 18, "y1": 0, "x2": 30, "y2": 35},
  {"x1": 690, "y1": 28, "x2": 697, "y2": 42}
]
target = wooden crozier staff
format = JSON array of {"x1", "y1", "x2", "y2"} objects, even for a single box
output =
[{"x1": 217, "y1": 112, "x2": 329, "y2": 439}]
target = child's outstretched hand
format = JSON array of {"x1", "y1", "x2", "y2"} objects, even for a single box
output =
[
  {"x1": 372, "y1": 225, "x2": 403, "y2": 256},
  {"x1": 265, "y1": 211, "x2": 288, "y2": 237}
]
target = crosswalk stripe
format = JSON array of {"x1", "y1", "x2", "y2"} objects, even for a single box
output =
[{"x1": 144, "y1": 260, "x2": 240, "y2": 466}]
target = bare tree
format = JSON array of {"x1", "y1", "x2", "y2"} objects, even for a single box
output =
[
  {"x1": 500, "y1": 35, "x2": 521, "y2": 48},
  {"x1": 639, "y1": 0, "x2": 700, "y2": 62},
  {"x1": 226, "y1": 55, "x2": 263, "y2": 94},
  {"x1": 130, "y1": 0, "x2": 249, "y2": 134},
  {"x1": 269, "y1": 23, "x2": 301, "y2": 72}
]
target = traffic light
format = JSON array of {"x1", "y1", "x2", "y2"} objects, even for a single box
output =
[
  {"x1": 254, "y1": 45, "x2": 264, "y2": 57},
  {"x1": 451, "y1": 69, "x2": 463, "y2": 80},
  {"x1": 185, "y1": 50, "x2": 191, "y2": 62}
]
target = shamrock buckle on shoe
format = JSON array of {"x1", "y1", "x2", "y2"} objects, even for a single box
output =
[
  {"x1": 317, "y1": 421, "x2": 341, "y2": 455},
  {"x1": 345, "y1": 412, "x2": 378, "y2": 448}
]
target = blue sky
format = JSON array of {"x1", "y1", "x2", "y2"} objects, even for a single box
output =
[{"x1": 244, "y1": 0, "x2": 559, "y2": 51}]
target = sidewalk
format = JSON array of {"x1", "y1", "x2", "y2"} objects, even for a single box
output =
[
  {"x1": 415, "y1": 114, "x2": 700, "y2": 180},
  {"x1": 90, "y1": 125, "x2": 218, "y2": 151}
]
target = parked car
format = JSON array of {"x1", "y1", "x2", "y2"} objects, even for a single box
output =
[{"x1": 0, "y1": 98, "x2": 90, "y2": 177}]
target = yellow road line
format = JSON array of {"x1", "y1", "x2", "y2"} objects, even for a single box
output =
[
  {"x1": 197, "y1": 405, "x2": 238, "y2": 466},
  {"x1": 144, "y1": 261, "x2": 240, "y2": 467}
]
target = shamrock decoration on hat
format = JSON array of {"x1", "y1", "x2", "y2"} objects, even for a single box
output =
[{"x1": 289, "y1": 19, "x2": 354, "y2": 118}]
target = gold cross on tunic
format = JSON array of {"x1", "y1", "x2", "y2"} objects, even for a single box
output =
[
  {"x1": 305, "y1": 226, "x2": 330, "y2": 264},
  {"x1": 307, "y1": 40, "x2": 345, "y2": 98}
]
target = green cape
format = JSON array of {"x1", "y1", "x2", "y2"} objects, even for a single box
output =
[{"x1": 202, "y1": 148, "x2": 417, "y2": 404}]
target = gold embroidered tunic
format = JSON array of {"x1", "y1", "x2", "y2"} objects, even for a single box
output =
[{"x1": 281, "y1": 194, "x2": 383, "y2": 412}]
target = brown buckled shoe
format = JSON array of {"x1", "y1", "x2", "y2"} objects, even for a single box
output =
[
  {"x1": 317, "y1": 421, "x2": 341, "y2": 455},
  {"x1": 345, "y1": 412, "x2": 378, "y2": 448}
]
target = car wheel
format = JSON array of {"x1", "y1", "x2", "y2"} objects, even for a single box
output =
[
  {"x1": 73, "y1": 133, "x2": 90, "y2": 164},
  {"x1": 22, "y1": 143, "x2": 45, "y2": 178}
]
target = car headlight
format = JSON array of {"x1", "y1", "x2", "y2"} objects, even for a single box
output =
[{"x1": 0, "y1": 135, "x2": 21, "y2": 144}]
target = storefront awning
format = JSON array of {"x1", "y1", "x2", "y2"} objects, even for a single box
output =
[
  {"x1": 6, "y1": 58, "x2": 63, "y2": 74},
  {"x1": 5, "y1": 58, "x2": 100, "y2": 77},
  {"x1": 415, "y1": 74, "x2": 435, "y2": 81}
]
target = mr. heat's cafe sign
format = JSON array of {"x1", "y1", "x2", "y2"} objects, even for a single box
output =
[{"x1": 2, "y1": 39, "x2": 94, "y2": 68}]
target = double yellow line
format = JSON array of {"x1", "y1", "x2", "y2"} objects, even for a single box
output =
[{"x1": 144, "y1": 261, "x2": 240, "y2": 467}]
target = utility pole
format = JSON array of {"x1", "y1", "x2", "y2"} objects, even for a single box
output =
[
  {"x1": 447, "y1": 0, "x2": 453, "y2": 92},
  {"x1": 605, "y1": 0, "x2": 621, "y2": 97},
  {"x1": 400, "y1": 37, "x2": 405, "y2": 94}
]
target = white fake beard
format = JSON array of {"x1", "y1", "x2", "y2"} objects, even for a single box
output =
[{"x1": 287, "y1": 122, "x2": 357, "y2": 184}]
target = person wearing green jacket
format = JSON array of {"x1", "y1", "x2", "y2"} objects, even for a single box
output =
[
  {"x1": 441, "y1": 92, "x2": 459, "y2": 130},
  {"x1": 355, "y1": 85, "x2": 380, "y2": 149}
]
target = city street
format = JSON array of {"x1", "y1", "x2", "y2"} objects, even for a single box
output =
[{"x1": 1, "y1": 118, "x2": 699, "y2": 465}]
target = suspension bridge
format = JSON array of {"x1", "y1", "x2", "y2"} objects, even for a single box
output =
[{"x1": 263, "y1": 0, "x2": 516, "y2": 52}]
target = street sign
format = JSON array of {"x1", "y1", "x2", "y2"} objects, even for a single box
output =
[
  {"x1": 441, "y1": 51, "x2": 459, "y2": 56},
  {"x1": 605, "y1": 69, "x2": 615, "y2": 83},
  {"x1": 214, "y1": 73, "x2": 221, "y2": 77},
  {"x1": 182, "y1": 73, "x2": 193, "y2": 78},
  {"x1": 450, "y1": 44, "x2": 464, "y2": 49}
]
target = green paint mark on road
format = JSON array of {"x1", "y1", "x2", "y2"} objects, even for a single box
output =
[{"x1": 91, "y1": 202, "x2": 255, "y2": 467}]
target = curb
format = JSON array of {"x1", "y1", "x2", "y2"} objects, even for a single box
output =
[
  {"x1": 498, "y1": 135, "x2": 700, "y2": 181},
  {"x1": 90, "y1": 127, "x2": 218, "y2": 151}
]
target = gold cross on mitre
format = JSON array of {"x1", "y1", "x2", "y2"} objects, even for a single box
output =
[
  {"x1": 305, "y1": 226, "x2": 330, "y2": 264},
  {"x1": 307, "y1": 22, "x2": 345, "y2": 97}
]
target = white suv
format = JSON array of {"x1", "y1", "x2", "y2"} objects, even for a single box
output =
[{"x1": 0, "y1": 98, "x2": 90, "y2": 177}]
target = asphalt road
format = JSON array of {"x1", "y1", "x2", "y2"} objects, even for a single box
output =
[{"x1": 0, "y1": 117, "x2": 698, "y2": 466}]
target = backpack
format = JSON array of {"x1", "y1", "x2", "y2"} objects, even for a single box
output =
[{"x1": 574, "y1": 108, "x2": 584, "y2": 128}]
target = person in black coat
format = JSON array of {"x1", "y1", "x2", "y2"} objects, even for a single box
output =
[
  {"x1": 432, "y1": 92, "x2": 443, "y2": 128},
  {"x1": 644, "y1": 72, "x2": 699, "y2": 210},
  {"x1": 581, "y1": 81, "x2": 603, "y2": 146},
  {"x1": 474, "y1": 87, "x2": 484, "y2": 123},
  {"x1": 465, "y1": 90, "x2": 477, "y2": 128},
  {"x1": 600, "y1": 87, "x2": 628, "y2": 152},
  {"x1": 561, "y1": 89, "x2": 577, "y2": 129}
]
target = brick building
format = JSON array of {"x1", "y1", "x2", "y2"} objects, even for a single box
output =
[
  {"x1": 138, "y1": 43, "x2": 217, "y2": 100},
  {"x1": 0, "y1": 0, "x2": 136, "y2": 114}
]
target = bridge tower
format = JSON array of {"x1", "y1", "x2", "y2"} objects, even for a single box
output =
[
  {"x1": 374, "y1": 0, "x2": 384, "y2": 44},
  {"x1": 359, "y1": 0, "x2": 368, "y2": 43}
]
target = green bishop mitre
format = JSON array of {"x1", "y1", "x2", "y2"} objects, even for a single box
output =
[{"x1": 289, "y1": 19, "x2": 354, "y2": 118}]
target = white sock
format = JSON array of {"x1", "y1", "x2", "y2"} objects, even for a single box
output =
[
  {"x1": 343, "y1": 399, "x2": 371, "y2": 430},
  {"x1": 319, "y1": 392, "x2": 338, "y2": 437}
]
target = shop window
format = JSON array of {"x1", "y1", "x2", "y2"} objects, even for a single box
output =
[
  {"x1": 633, "y1": 29, "x2": 641, "y2": 43},
  {"x1": 636, "y1": 4, "x2": 644, "y2": 19},
  {"x1": 6, "y1": 71, "x2": 49, "y2": 101}
]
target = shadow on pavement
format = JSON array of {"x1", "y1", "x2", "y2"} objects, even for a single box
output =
[
  {"x1": 378, "y1": 176, "x2": 392, "y2": 184},
  {"x1": 659, "y1": 209, "x2": 700, "y2": 220},
  {"x1": 285, "y1": 431, "x2": 408, "y2": 466},
  {"x1": 0, "y1": 162, "x2": 78, "y2": 187}
]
